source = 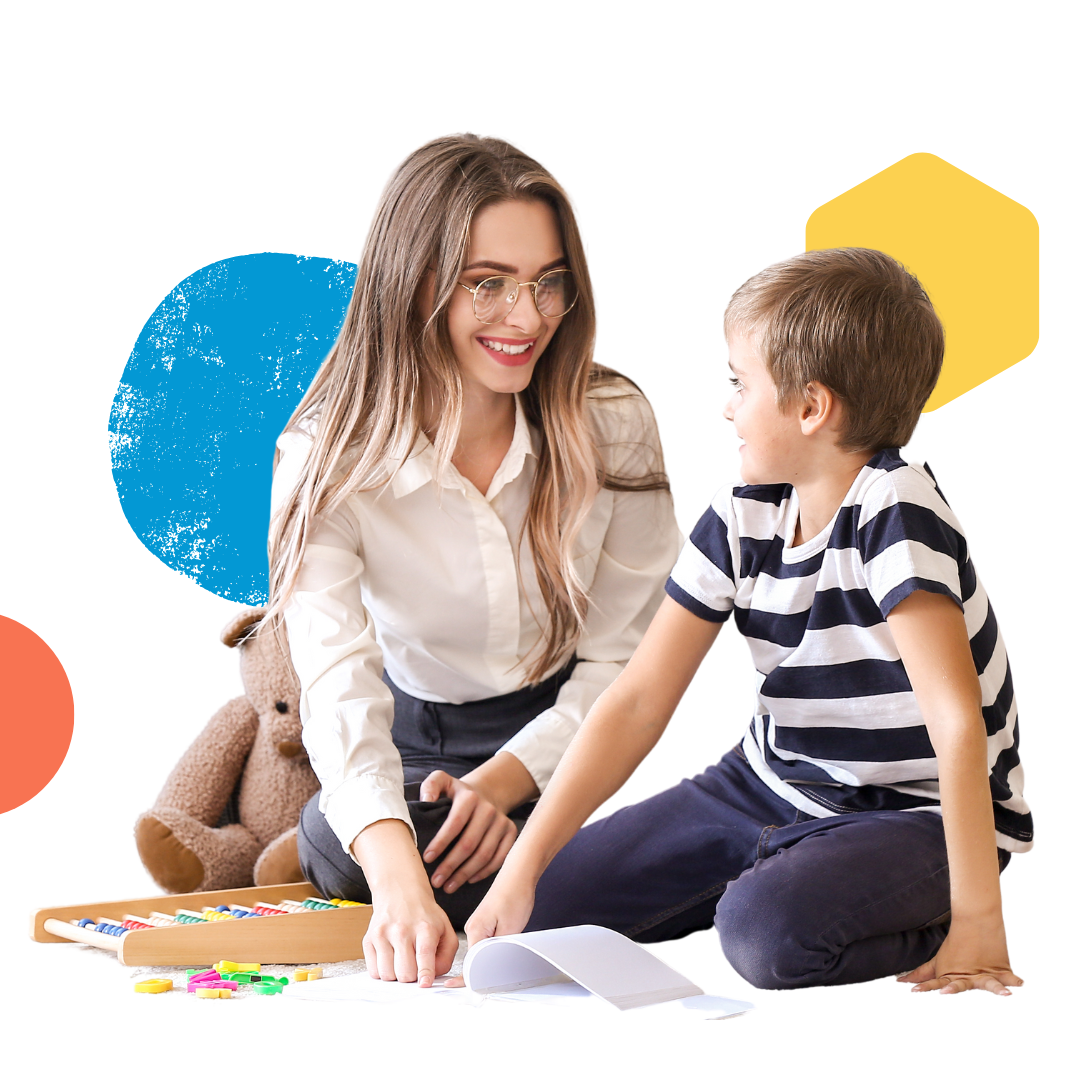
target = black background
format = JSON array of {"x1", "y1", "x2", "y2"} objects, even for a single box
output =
[{"x1": 8, "y1": 130, "x2": 1036, "y2": 1023}]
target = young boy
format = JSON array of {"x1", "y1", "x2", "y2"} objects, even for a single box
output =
[{"x1": 463, "y1": 248, "x2": 1030, "y2": 995}]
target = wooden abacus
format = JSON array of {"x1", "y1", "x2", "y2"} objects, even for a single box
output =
[{"x1": 31, "y1": 882, "x2": 372, "y2": 966}]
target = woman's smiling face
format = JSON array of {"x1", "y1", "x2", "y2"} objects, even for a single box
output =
[{"x1": 446, "y1": 198, "x2": 568, "y2": 402}]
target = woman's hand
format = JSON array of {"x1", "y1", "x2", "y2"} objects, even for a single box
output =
[
  {"x1": 897, "y1": 919, "x2": 1023, "y2": 996},
  {"x1": 419, "y1": 770, "x2": 519, "y2": 893},
  {"x1": 352, "y1": 819, "x2": 459, "y2": 987},
  {"x1": 363, "y1": 878, "x2": 459, "y2": 986}
]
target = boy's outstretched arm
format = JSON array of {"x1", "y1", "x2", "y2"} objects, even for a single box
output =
[
  {"x1": 886, "y1": 589, "x2": 1022, "y2": 996},
  {"x1": 464, "y1": 597, "x2": 722, "y2": 944}
]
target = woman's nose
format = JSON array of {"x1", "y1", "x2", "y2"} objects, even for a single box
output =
[{"x1": 504, "y1": 286, "x2": 544, "y2": 333}]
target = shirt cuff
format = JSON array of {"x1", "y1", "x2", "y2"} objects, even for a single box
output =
[{"x1": 320, "y1": 773, "x2": 416, "y2": 857}]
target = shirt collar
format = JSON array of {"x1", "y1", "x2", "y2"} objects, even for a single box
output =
[{"x1": 389, "y1": 395, "x2": 536, "y2": 500}]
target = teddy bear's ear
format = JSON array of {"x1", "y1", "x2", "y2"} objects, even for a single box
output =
[{"x1": 221, "y1": 607, "x2": 267, "y2": 649}]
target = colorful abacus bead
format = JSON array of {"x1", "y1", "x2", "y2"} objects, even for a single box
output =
[
  {"x1": 200, "y1": 910, "x2": 235, "y2": 921},
  {"x1": 121, "y1": 917, "x2": 156, "y2": 931},
  {"x1": 252, "y1": 903, "x2": 289, "y2": 916},
  {"x1": 222, "y1": 904, "x2": 258, "y2": 918},
  {"x1": 75, "y1": 918, "x2": 128, "y2": 937}
]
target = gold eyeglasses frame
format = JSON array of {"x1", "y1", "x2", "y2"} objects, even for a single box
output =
[{"x1": 458, "y1": 268, "x2": 579, "y2": 324}]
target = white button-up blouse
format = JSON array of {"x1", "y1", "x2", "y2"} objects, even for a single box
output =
[{"x1": 271, "y1": 384, "x2": 681, "y2": 855}]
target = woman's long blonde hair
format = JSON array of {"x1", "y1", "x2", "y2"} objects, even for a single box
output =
[{"x1": 268, "y1": 134, "x2": 667, "y2": 683}]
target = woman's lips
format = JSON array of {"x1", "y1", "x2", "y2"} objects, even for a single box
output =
[{"x1": 477, "y1": 336, "x2": 537, "y2": 367}]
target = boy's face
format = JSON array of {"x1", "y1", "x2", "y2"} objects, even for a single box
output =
[{"x1": 723, "y1": 331, "x2": 805, "y2": 486}]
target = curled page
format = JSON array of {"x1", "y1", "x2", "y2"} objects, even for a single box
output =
[{"x1": 463, "y1": 925, "x2": 704, "y2": 1011}]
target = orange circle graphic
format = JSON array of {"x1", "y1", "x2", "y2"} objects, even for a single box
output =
[{"x1": 0, "y1": 616, "x2": 74, "y2": 814}]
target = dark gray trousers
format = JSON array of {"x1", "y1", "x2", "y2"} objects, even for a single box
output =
[{"x1": 297, "y1": 661, "x2": 576, "y2": 929}]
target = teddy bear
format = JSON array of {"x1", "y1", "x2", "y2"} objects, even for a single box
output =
[{"x1": 134, "y1": 607, "x2": 320, "y2": 893}]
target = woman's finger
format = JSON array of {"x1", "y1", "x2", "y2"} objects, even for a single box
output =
[
  {"x1": 467, "y1": 826, "x2": 518, "y2": 884},
  {"x1": 432, "y1": 803, "x2": 496, "y2": 888},
  {"x1": 368, "y1": 929, "x2": 400, "y2": 982},
  {"x1": 427, "y1": 808, "x2": 477, "y2": 871},
  {"x1": 419, "y1": 770, "x2": 453, "y2": 804},
  {"x1": 390, "y1": 924, "x2": 419, "y2": 984},
  {"x1": 421, "y1": 781, "x2": 477, "y2": 864},
  {"x1": 402, "y1": 913, "x2": 459, "y2": 986},
  {"x1": 362, "y1": 928, "x2": 380, "y2": 980},
  {"x1": 450, "y1": 818, "x2": 518, "y2": 888}
]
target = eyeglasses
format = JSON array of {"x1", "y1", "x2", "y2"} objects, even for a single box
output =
[{"x1": 459, "y1": 269, "x2": 578, "y2": 324}]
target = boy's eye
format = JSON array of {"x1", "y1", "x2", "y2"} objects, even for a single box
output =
[{"x1": 729, "y1": 378, "x2": 743, "y2": 390}]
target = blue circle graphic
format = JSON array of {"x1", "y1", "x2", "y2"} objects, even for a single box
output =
[{"x1": 109, "y1": 253, "x2": 358, "y2": 602}]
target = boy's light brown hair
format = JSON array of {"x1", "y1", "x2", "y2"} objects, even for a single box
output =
[{"x1": 724, "y1": 248, "x2": 945, "y2": 452}]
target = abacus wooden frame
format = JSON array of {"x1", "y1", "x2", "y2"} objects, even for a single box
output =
[{"x1": 31, "y1": 881, "x2": 372, "y2": 966}]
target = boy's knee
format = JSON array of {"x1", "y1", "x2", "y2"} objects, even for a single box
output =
[{"x1": 714, "y1": 873, "x2": 824, "y2": 991}]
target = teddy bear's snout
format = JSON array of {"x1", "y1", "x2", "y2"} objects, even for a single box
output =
[{"x1": 276, "y1": 740, "x2": 306, "y2": 758}]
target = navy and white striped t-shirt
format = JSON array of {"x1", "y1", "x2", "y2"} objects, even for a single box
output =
[{"x1": 665, "y1": 448, "x2": 1032, "y2": 852}]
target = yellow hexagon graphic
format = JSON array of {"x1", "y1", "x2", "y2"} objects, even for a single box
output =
[{"x1": 805, "y1": 153, "x2": 1038, "y2": 411}]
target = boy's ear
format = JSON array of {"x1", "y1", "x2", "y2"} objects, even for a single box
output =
[{"x1": 799, "y1": 382, "x2": 837, "y2": 436}]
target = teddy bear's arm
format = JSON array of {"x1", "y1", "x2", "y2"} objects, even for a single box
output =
[{"x1": 151, "y1": 696, "x2": 261, "y2": 826}]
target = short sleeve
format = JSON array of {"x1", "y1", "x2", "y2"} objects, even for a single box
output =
[
  {"x1": 665, "y1": 494, "x2": 739, "y2": 623},
  {"x1": 857, "y1": 468, "x2": 969, "y2": 618}
]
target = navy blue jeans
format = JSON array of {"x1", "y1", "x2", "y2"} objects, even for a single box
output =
[{"x1": 527, "y1": 746, "x2": 1009, "y2": 989}]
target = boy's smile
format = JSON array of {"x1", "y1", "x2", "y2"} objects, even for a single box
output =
[{"x1": 723, "y1": 332, "x2": 806, "y2": 487}]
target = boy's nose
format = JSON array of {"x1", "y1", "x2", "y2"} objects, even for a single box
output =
[{"x1": 722, "y1": 395, "x2": 736, "y2": 421}]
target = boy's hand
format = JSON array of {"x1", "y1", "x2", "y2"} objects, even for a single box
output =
[
  {"x1": 463, "y1": 876, "x2": 536, "y2": 948},
  {"x1": 887, "y1": 591, "x2": 1022, "y2": 1000},
  {"x1": 897, "y1": 921, "x2": 1023, "y2": 996},
  {"x1": 439, "y1": 873, "x2": 537, "y2": 989}
]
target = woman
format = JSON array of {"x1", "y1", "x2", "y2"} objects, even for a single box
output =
[{"x1": 267, "y1": 134, "x2": 680, "y2": 985}]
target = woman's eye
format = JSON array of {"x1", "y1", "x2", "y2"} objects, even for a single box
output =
[{"x1": 476, "y1": 277, "x2": 510, "y2": 296}]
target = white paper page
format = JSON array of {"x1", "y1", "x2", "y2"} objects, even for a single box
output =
[
  {"x1": 464, "y1": 925, "x2": 704, "y2": 1010},
  {"x1": 282, "y1": 926, "x2": 752, "y2": 1020}
]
